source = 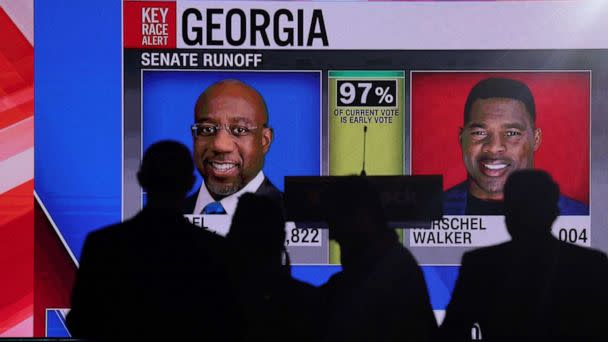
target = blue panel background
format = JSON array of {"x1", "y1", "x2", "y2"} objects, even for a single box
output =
[
  {"x1": 142, "y1": 71, "x2": 321, "y2": 193},
  {"x1": 421, "y1": 266, "x2": 459, "y2": 310},
  {"x1": 35, "y1": 0, "x2": 122, "y2": 261},
  {"x1": 46, "y1": 310, "x2": 71, "y2": 337},
  {"x1": 292, "y1": 265, "x2": 341, "y2": 287}
]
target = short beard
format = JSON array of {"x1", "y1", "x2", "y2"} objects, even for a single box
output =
[
  {"x1": 480, "y1": 179, "x2": 505, "y2": 194},
  {"x1": 205, "y1": 179, "x2": 243, "y2": 198}
]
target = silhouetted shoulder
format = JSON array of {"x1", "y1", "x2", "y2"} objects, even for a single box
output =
[
  {"x1": 291, "y1": 277, "x2": 317, "y2": 292},
  {"x1": 556, "y1": 239, "x2": 608, "y2": 265},
  {"x1": 86, "y1": 221, "x2": 128, "y2": 240},
  {"x1": 390, "y1": 243, "x2": 428, "y2": 279},
  {"x1": 460, "y1": 241, "x2": 513, "y2": 264},
  {"x1": 78, "y1": 222, "x2": 132, "y2": 257}
]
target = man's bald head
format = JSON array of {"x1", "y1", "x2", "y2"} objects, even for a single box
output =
[{"x1": 194, "y1": 79, "x2": 269, "y2": 124}]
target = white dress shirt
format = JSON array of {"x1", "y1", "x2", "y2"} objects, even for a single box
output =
[{"x1": 193, "y1": 171, "x2": 266, "y2": 217}]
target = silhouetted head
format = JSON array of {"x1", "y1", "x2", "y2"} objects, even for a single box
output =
[
  {"x1": 192, "y1": 80, "x2": 273, "y2": 200},
  {"x1": 227, "y1": 193, "x2": 286, "y2": 266},
  {"x1": 322, "y1": 177, "x2": 396, "y2": 251},
  {"x1": 460, "y1": 78, "x2": 542, "y2": 201},
  {"x1": 137, "y1": 140, "x2": 195, "y2": 204},
  {"x1": 504, "y1": 169, "x2": 559, "y2": 241}
]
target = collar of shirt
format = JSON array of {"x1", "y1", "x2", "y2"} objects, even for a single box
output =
[{"x1": 193, "y1": 171, "x2": 266, "y2": 216}]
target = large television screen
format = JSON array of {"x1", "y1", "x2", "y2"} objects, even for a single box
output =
[{"x1": 27, "y1": 0, "x2": 608, "y2": 337}]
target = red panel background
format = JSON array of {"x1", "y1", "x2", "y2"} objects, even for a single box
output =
[
  {"x1": 0, "y1": 9, "x2": 34, "y2": 129},
  {"x1": 411, "y1": 71, "x2": 590, "y2": 204},
  {"x1": 0, "y1": 6, "x2": 34, "y2": 337},
  {"x1": 124, "y1": 1, "x2": 176, "y2": 49},
  {"x1": 0, "y1": 181, "x2": 33, "y2": 335}
]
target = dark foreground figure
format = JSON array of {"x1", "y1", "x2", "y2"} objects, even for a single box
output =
[
  {"x1": 440, "y1": 170, "x2": 608, "y2": 341},
  {"x1": 66, "y1": 141, "x2": 237, "y2": 340},
  {"x1": 227, "y1": 193, "x2": 319, "y2": 342},
  {"x1": 320, "y1": 177, "x2": 437, "y2": 342}
]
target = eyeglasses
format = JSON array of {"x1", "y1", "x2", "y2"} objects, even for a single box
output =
[{"x1": 191, "y1": 123, "x2": 264, "y2": 138}]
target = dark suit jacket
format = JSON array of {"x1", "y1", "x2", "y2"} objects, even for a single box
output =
[
  {"x1": 184, "y1": 177, "x2": 283, "y2": 214},
  {"x1": 440, "y1": 237, "x2": 608, "y2": 341},
  {"x1": 444, "y1": 181, "x2": 589, "y2": 215},
  {"x1": 321, "y1": 242, "x2": 437, "y2": 342},
  {"x1": 234, "y1": 268, "x2": 320, "y2": 342},
  {"x1": 66, "y1": 208, "x2": 238, "y2": 340}
]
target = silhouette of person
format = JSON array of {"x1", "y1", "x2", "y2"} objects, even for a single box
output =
[
  {"x1": 226, "y1": 193, "x2": 319, "y2": 342},
  {"x1": 440, "y1": 170, "x2": 608, "y2": 341},
  {"x1": 66, "y1": 140, "x2": 237, "y2": 340},
  {"x1": 320, "y1": 177, "x2": 436, "y2": 342}
]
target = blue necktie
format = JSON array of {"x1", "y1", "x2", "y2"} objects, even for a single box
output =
[{"x1": 201, "y1": 202, "x2": 226, "y2": 215}]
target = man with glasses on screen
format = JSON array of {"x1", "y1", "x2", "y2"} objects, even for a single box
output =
[
  {"x1": 184, "y1": 79, "x2": 282, "y2": 217},
  {"x1": 444, "y1": 77, "x2": 588, "y2": 215}
]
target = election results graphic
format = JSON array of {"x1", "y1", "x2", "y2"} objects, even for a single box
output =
[{"x1": 25, "y1": 0, "x2": 608, "y2": 337}]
